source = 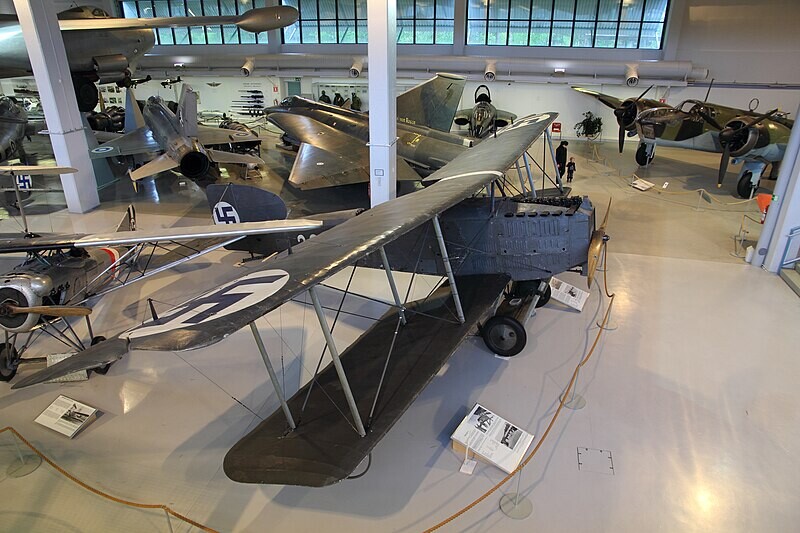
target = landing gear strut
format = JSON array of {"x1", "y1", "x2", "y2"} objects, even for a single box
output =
[{"x1": 635, "y1": 143, "x2": 654, "y2": 166}]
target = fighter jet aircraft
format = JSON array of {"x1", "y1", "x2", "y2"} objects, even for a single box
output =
[
  {"x1": 10, "y1": 113, "x2": 607, "y2": 489},
  {"x1": 0, "y1": 4, "x2": 298, "y2": 112},
  {"x1": 574, "y1": 86, "x2": 794, "y2": 197},
  {"x1": 454, "y1": 84, "x2": 517, "y2": 138},
  {"x1": 265, "y1": 73, "x2": 474, "y2": 190},
  {"x1": 89, "y1": 84, "x2": 265, "y2": 185}
]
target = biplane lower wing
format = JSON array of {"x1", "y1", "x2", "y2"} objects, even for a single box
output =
[{"x1": 224, "y1": 274, "x2": 511, "y2": 486}]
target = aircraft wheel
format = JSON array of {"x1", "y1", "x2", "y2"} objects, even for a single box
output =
[
  {"x1": 73, "y1": 76, "x2": 99, "y2": 112},
  {"x1": 89, "y1": 336, "x2": 112, "y2": 375},
  {"x1": 635, "y1": 144, "x2": 650, "y2": 166},
  {"x1": 737, "y1": 172, "x2": 757, "y2": 198},
  {"x1": 535, "y1": 283, "x2": 552, "y2": 308},
  {"x1": 0, "y1": 343, "x2": 19, "y2": 382},
  {"x1": 482, "y1": 316, "x2": 527, "y2": 357}
]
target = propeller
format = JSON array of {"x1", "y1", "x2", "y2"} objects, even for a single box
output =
[
  {"x1": 614, "y1": 85, "x2": 654, "y2": 153},
  {"x1": 587, "y1": 199, "x2": 612, "y2": 289},
  {"x1": 0, "y1": 304, "x2": 92, "y2": 318},
  {"x1": 716, "y1": 108, "x2": 778, "y2": 187}
]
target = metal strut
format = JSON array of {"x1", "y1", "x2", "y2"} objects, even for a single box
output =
[
  {"x1": 522, "y1": 151, "x2": 536, "y2": 197},
  {"x1": 432, "y1": 215, "x2": 465, "y2": 324},
  {"x1": 309, "y1": 286, "x2": 367, "y2": 437},
  {"x1": 544, "y1": 129, "x2": 564, "y2": 194},
  {"x1": 249, "y1": 322, "x2": 296, "y2": 430},
  {"x1": 379, "y1": 247, "x2": 406, "y2": 325}
]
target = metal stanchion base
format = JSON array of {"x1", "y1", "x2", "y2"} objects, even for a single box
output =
[
  {"x1": 499, "y1": 493, "x2": 533, "y2": 519},
  {"x1": 560, "y1": 392, "x2": 586, "y2": 410},
  {"x1": 7, "y1": 454, "x2": 42, "y2": 478}
]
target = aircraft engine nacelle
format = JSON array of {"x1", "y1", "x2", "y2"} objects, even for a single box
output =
[
  {"x1": 725, "y1": 118, "x2": 771, "y2": 158},
  {"x1": 0, "y1": 274, "x2": 51, "y2": 333}
]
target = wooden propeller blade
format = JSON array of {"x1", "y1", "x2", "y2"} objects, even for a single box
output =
[{"x1": 4, "y1": 304, "x2": 92, "y2": 317}]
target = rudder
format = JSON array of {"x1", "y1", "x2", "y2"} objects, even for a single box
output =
[
  {"x1": 396, "y1": 73, "x2": 465, "y2": 132},
  {"x1": 206, "y1": 184, "x2": 288, "y2": 224}
]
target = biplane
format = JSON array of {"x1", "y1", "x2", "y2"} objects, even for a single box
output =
[
  {"x1": 11, "y1": 114, "x2": 608, "y2": 488},
  {"x1": 0, "y1": 166, "x2": 322, "y2": 381}
]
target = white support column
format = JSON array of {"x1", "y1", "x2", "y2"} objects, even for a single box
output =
[
  {"x1": 759, "y1": 104, "x2": 800, "y2": 272},
  {"x1": 754, "y1": 102, "x2": 800, "y2": 271},
  {"x1": 13, "y1": 0, "x2": 99, "y2": 214},
  {"x1": 367, "y1": 0, "x2": 397, "y2": 207}
]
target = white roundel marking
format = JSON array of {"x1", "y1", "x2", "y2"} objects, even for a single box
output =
[
  {"x1": 124, "y1": 270, "x2": 290, "y2": 340},
  {"x1": 92, "y1": 146, "x2": 114, "y2": 153},
  {"x1": 213, "y1": 201, "x2": 240, "y2": 224},
  {"x1": 234, "y1": 132, "x2": 251, "y2": 137}
]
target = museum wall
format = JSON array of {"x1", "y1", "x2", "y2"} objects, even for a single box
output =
[{"x1": 670, "y1": 0, "x2": 800, "y2": 84}]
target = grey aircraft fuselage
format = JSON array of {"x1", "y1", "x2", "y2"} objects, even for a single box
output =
[
  {"x1": 268, "y1": 97, "x2": 472, "y2": 176},
  {"x1": 142, "y1": 96, "x2": 211, "y2": 178},
  {"x1": 0, "y1": 96, "x2": 30, "y2": 164}
]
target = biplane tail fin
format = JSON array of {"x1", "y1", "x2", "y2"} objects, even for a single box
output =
[
  {"x1": 206, "y1": 183, "x2": 288, "y2": 225},
  {"x1": 396, "y1": 73, "x2": 466, "y2": 132}
]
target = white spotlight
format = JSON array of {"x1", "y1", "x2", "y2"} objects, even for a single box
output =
[
  {"x1": 241, "y1": 57, "x2": 255, "y2": 77},
  {"x1": 625, "y1": 64, "x2": 639, "y2": 87},
  {"x1": 484, "y1": 61, "x2": 497, "y2": 82},
  {"x1": 349, "y1": 58, "x2": 364, "y2": 78}
]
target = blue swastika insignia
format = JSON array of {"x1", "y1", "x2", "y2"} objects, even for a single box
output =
[{"x1": 16, "y1": 175, "x2": 32, "y2": 190}]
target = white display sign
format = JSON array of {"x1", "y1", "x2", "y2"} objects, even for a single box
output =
[
  {"x1": 549, "y1": 277, "x2": 590, "y2": 311},
  {"x1": 35, "y1": 395, "x2": 98, "y2": 438},
  {"x1": 451, "y1": 403, "x2": 534, "y2": 474}
]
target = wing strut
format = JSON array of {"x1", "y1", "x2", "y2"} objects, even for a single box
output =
[
  {"x1": 249, "y1": 322, "x2": 296, "y2": 430},
  {"x1": 309, "y1": 286, "x2": 368, "y2": 437},
  {"x1": 379, "y1": 247, "x2": 407, "y2": 325},
  {"x1": 432, "y1": 215, "x2": 465, "y2": 324}
]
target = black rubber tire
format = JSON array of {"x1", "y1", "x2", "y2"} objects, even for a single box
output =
[
  {"x1": 73, "y1": 76, "x2": 99, "y2": 112},
  {"x1": 635, "y1": 143, "x2": 650, "y2": 166},
  {"x1": 0, "y1": 343, "x2": 19, "y2": 382},
  {"x1": 535, "y1": 283, "x2": 552, "y2": 308},
  {"x1": 737, "y1": 171, "x2": 756, "y2": 199},
  {"x1": 89, "y1": 336, "x2": 112, "y2": 375},
  {"x1": 482, "y1": 316, "x2": 527, "y2": 357}
]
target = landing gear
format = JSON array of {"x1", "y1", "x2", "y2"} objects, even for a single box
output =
[
  {"x1": 72, "y1": 75, "x2": 99, "y2": 112},
  {"x1": 482, "y1": 315, "x2": 527, "y2": 357},
  {"x1": 635, "y1": 143, "x2": 654, "y2": 166},
  {"x1": 0, "y1": 343, "x2": 19, "y2": 382},
  {"x1": 89, "y1": 336, "x2": 112, "y2": 375},
  {"x1": 737, "y1": 171, "x2": 757, "y2": 199}
]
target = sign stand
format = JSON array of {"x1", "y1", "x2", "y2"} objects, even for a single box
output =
[
  {"x1": 499, "y1": 469, "x2": 533, "y2": 519},
  {"x1": 5, "y1": 431, "x2": 42, "y2": 478}
]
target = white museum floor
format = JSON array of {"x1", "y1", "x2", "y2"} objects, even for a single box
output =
[{"x1": 0, "y1": 138, "x2": 798, "y2": 533}]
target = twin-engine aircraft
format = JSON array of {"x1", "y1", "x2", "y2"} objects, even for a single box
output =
[
  {"x1": 89, "y1": 84, "x2": 264, "y2": 185},
  {"x1": 0, "y1": 165, "x2": 322, "y2": 381},
  {"x1": 574, "y1": 86, "x2": 794, "y2": 197},
  {"x1": 454, "y1": 84, "x2": 517, "y2": 138},
  {"x1": 0, "y1": 4, "x2": 298, "y2": 111},
  {"x1": 10, "y1": 114, "x2": 608, "y2": 488}
]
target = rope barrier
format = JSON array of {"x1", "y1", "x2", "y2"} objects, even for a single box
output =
[
  {"x1": 423, "y1": 242, "x2": 616, "y2": 532},
  {"x1": 0, "y1": 426, "x2": 217, "y2": 532}
]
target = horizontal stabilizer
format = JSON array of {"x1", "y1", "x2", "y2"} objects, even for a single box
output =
[
  {"x1": 206, "y1": 184, "x2": 288, "y2": 223},
  {"x1": 129, "y1": 153, "x2": 178, "y2": 182},
  {"x1": 90, "y1": 126, "x2": 159, "y2": 158},
  {"x1": 207, "y1": 149, "x2": 264, "y2": 166},
  {"x1": 12, "y1": 338, "x2": 130, "y2": 389},
  {"x1": 197, "y1": 124, "x2": 260, "y2": 145}
]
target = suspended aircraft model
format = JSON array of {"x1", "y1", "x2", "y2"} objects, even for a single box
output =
[
  {"x1": 454, "y1": 84, "x2": 517, "y2": 138},
  {"x1": 574, "y1": 85, "x2": 794, "y2": 197},
  {"x1": 0, "y1": 5, "x2": 298, "y2": 112},
  {"x1": 11, "y1": 114, "x2": 608, "y2": 488},
  {"x1": 0, "y1": 166, "x2": 322, "y2": 381},
  {"x1": 266, "y1": 73, "x2": 474, "y2": 190},
  {"x1": 89, "y1": 84, "x2": 264, "y2": 185}
]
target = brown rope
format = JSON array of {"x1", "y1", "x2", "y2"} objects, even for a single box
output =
[
  {"x1": 1, "y1": 426, "x2": 218, "y2": 532},
  {"x1": 424, "y1": 242, "x2": 616, "y2": 532}
]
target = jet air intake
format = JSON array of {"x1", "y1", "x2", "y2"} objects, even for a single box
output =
[{"x1": 179, "y1": 151, "x2": 211, "y2": 179}]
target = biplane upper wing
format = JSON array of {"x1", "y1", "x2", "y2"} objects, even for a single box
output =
[
  {"x1": 12, "y1": 112, "x2": 557, "y2": 389},
  {"x1": 0, "y1": 220, "x2": 323, "y2": 254}
]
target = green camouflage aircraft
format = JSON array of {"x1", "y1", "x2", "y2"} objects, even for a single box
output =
[{"x1": 575, "y1": 86, "x2": 794, "y2": 198}]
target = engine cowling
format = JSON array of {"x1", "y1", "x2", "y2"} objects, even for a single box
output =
[
  {"x1": 723, "y1": 118, "x2": 771, "y2": 158},
  {"x1": 614, "y1": 99, "x2": 639, "y2": 131},
  {"x1": 0, "y1": 275, "x2": 50, "y2": 333}
]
